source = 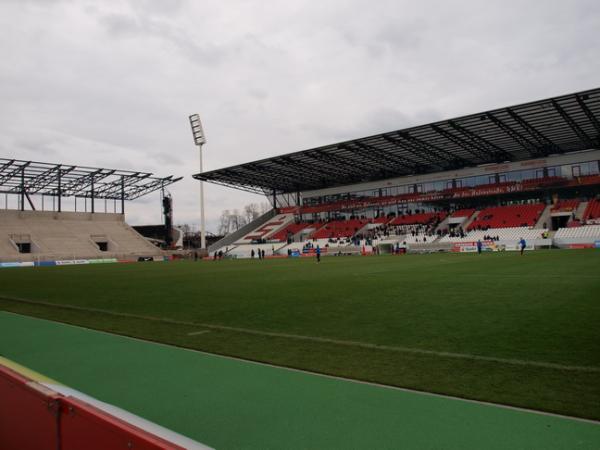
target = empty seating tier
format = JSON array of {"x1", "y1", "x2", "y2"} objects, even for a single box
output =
[
  {"x1": 439, "y1": 227, "x2": 547, "y2": 243},
  {"x1": 240, "y1": 218, "x2": 288, "y2": 241},
  {"x1": 551, "y1": 199, "x2": 580, "y2": 213},
  {"x1": 554, "y1": 225, "x2": 600, "y2": 239},
  {"x1": 0, "y1": 210, "x2": 161, "y2": 262},
  {"x1": 583, "y1": 199, "x2": 600, "y2": 223},
  {"x1": 270, "y1": 222, "x2": 313, "y2": 242},
  {"x1": 467, "y1": 204, "x2": 545, "y2": 230},
  {"x1": 312, "y1": 219, "x2": 368, "y2": 239},
  {"x1": 450, "y1": 209, "x2": 476, "y2": 218},
  {"x1": 235, "y1": 214, "x2": 294, "y2": 244},
  {"x1": 371, "y1": 217, "x2": 391, "y2": 224},
  {"x1": 389, "y1": 212, "x2": 446, "y2": 226}
]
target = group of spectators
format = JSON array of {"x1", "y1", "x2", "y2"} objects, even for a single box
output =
[
  {"x1": 250, "y1": 248, "x2": 266, "y2": 259},
  {"x1": 443, "y1": 227, "x2": 466, "y2": 239},
  {"x1": 210, "y1": 250, "x2": 224, "y2": 260}
]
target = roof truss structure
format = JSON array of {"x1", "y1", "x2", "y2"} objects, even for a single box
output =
[
  {"x1": 0, "y1": 159, "x2": 182, "y2": 201},
  {"x1": 193, "y1": 88, "x2": 600, "y2": 195}
]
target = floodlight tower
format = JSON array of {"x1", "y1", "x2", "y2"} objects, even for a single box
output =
[{"x1": 189, "y1": 114, "x2": 207, "y2": 251}]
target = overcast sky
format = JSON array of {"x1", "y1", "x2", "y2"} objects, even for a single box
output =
[{"x1": 1, "y1": 0, "x2": 599, "y2": 232}]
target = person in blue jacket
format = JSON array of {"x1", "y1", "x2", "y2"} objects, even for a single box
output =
[
  {"x1": 316, "y1": 245, "x2": 321, "y2": 263},
  {"x1": 519, "y1": 237, "x2": 526, "y2": 256},
  {"x1": 476, "y1": 239, "x2": 483, "y2": 254}
]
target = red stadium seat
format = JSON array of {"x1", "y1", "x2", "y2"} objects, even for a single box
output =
[{"x1": 468, "y1": 204, "x2": 545, "y2": 230}]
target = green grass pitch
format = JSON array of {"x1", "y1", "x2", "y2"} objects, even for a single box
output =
[{"x1": 1, "y1": 250, "x2": 599, "y2": 420}]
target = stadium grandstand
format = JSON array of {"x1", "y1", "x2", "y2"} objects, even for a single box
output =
[
  {"x1": 0, "y1": 158, "x2": 182, "y2": 265},
  {"x1": 195, "y1": 88, "x2": 600, "y2": 256}
]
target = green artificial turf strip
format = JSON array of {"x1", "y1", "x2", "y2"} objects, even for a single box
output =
[
  {"x1": 0, "y1": 250, "x2": 599, "y2": 420},
  {"x1": 1, "y1": 312, "x2": 599, "y2": 450}
]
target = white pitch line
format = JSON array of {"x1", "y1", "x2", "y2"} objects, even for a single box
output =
[
  {"x1": 187, "y1": 330, "x2": 210, "y2": 336},
  {"x1": 1, "y1": 295, "x2": 599, "y2": 373}
]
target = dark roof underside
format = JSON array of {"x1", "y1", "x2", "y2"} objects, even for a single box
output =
[
  {"x1": 193, "y1": 88, "x2": 600, "y2": 195},
  {"x1": 0, "y1": 159, "x2": 182, "y2": 200}
]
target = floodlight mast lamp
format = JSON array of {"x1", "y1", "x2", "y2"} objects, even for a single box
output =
[{"x1": 189, "y1": 114, "x2": 207, "y2": 251}]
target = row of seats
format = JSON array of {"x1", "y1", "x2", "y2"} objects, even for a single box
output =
[
  {"x1": 389, "y1": 212, "x2": 446, "y2": 226},
  {"x1": 237, "y1": 214, "x2": 293, "y2": 243},
  {"x1": 312, "y1": 219, "x2": 368, "y2": 239},
  {"x1": 554, "y1": 225, "x2": 600, "y2": 239},
  {"x1": 450, "y1": 208, "x2": 476, "y2": 218},
  {"x1": 467, "y1": 204, "x2": 545, "y2": 230},
  {"x1": 583, "y1": 199, "x2": 600, "y2": 222},
  {"x1": 0, "y1": 211, "x2": 160, "y2": 261},
  {"x1": 439, "y1": 227, "x2": 547, "y2": 243},
  {"x1": 270, "y1": 222, "x2": 315, "y2": 241},
  {"x1": 551, "y1": 199, "x2": 580, "y2": 213},
  {"x1": 244, "y1": 199, "x2": 594, "y2": 246}
]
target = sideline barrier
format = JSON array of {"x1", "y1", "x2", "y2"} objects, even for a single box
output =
[
  {"x1": 451, "y1": 241, "x2": 501, "y2": 253},
  {"x1": 0, "y1": 365, "x2": 59, "y2": 450},
  {"x1": 61, "y1": 397, "x2": 186, "y2": 450},
  {"x1": 0, "y1": 362, "x2": 209, "y2": 450},
  {"x1": 0, "y1": 257, "x2": 163, "y2": 269},
  {"x1": 0, "y1": 261, "x2": 35, "y2": 268}
]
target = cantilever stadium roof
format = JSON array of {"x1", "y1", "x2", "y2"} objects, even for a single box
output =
[
  {"x1": 0, "y1": 159, "x2": 182, "y2": 200},
  {"x1": 193, "y1": 88, "x2": 600, "y2": 195}
]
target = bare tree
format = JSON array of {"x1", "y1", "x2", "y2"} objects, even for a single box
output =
[
  {"x1": 217, "y1": 201, "x2": 274, "y2": 236},
  {"x1": 259, "y1": 202, "x2": 271, "y2": 215},
  {"x1": 217, "y1": 209, "x2": 231, "y2": 235},
  {"x1": 244, "y1": 203, "x2": 260, "y2": 223},
  {"x1": 229, "y1": 209, "x2": 243, "y2": 231},
  {"x1": 177, "y1": 223, "x2": 191, "y2": 234}
]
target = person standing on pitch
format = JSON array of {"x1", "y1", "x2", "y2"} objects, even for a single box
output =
[
  {"x1": 316, "y1": 245, "x2": 321, "y2": 263},
  {"x1": 519, "y1": 237, "x2": 526, "y2": 256},
  {"x1": 476, "y1": 239, "x2": 483, "y2": 254}
]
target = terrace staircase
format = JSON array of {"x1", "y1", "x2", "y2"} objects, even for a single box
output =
[
  {"x1": 434, "y1": 215, "x2": 451, "y2": 234},
  {"x1": 460, "y1": 210, "x2": 479, "y2": 231},
  {"x1": 534, "y1": 204, "x2": 553, "y2": 229}
]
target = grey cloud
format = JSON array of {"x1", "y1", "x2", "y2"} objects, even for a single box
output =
[
  {"x1": 100, "y1": 12, "x2": 141, "y2": 37},
  {"x1": 1, "y1": 0, "x2": 599, "y2": 228},
  {"x1": 96, "y1": 9, "x2": 227, "y2": 65}
]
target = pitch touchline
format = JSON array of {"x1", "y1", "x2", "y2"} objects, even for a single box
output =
[{"x1": 2, "y1": 295, "x2": 599, "y2": 374}]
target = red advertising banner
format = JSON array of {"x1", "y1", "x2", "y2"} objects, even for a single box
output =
[{"x1": 292, "y1": 175, "x2": 600, "y2": 215}]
